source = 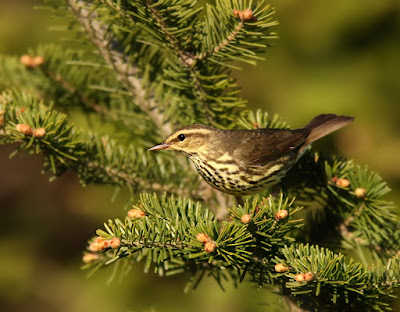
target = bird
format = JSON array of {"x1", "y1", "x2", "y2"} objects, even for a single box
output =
[{"x1": 148, "y1": 114, "x2": 354, "y2": 205}]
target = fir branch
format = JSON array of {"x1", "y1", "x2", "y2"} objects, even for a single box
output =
[
  {"x1": 41, "y1": 65, "x2": 105, "y2": 115},
  {"x1": 238, "y1": 109, "x2": 289, "y2": 130},
  {"x1": 278, "y1": 150, "x2": 399, "y2": 259},
  {"x1": 141, "y1": 0, "x2": 214, "y2": 124},
  {"x1": 198, "y1": 21, "x2": 244, "y2": 60},
  {"x1": 84, "y1": 193, "x2": 400, "y2": 311},
  {"x1": 66, "y1": 0, "x2": 172, "y2": 137},
  {"x1": 0, "y1": 55, "x2": 46, "y2": 96},
  {"x1": 0, "y1": 90, "x2": 197, "y2": 197},
  {"x1": 85, "y1": 157, "x2": 199, "y2": 200},
  {"x1": 84, "y1": 192, "x2": 302, "y2": 284},
  {"x1": 92, "y1": 0, "x2": 277, "y2": 128},
  {"x1": 276, "y1": 244, "x2": 400, "y2": 311},
  {"x1": 37, "y1": 58, "x2": 146, "y2": 132},
  {"x1": 198, "y1": 0, "x2": 278, "y2": 66},
  {"x1": 1, "y1": 47, "x2": 163, "y2": 145},
  {"x1": 143, "y1": 0, "x2": 195, "y2": 68}
]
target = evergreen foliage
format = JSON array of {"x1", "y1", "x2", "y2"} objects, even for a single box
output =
[{"x1": 1, "y1": 0, "x2": 399, "y2": 311}]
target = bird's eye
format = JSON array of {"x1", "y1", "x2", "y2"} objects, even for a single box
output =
[{"x1": 178, "y1": 134, "x2": 186, "y2": 141}]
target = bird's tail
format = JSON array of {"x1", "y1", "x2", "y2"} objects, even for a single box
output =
[{"x1": 304, "y1": 114, "x2": 354, "y2": 145}]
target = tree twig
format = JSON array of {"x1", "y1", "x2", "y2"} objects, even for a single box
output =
[
  {"x1": 143, "y1": 0, "x2": 213, "y2": 124},
  {"x1": 66, "y1": 0, "x2": 172, "y2": 137},
  {"x1": 196, "y1": 21, "x2": 245, "y2": 60}
]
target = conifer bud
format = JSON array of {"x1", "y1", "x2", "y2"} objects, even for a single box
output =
[
  {"x1": 241, "y1": 214, "x2": 252, "y2": 224},
  {"x1": 242, "y1": 9, "x2": 256, "y2": 22},
  {"x1": 82, "y1": 253, "x2": 99, "y2": 263},
  {"x1": 89, "y1": 237, "x2": 108, "y2": 252},
  {"x1": 303, "y1": 272, "x2": 314, "y2": 282},
  {"x1": 275, "y1": 263, "x2": 290, "y2": 273},
  {"x1": 275, "y1": 209, "x2": 288, "y2": 220},
  {"x1": 204, "y1": 241, "x2": 216, "y2": 253},
  {"x1": 294, "y1": 273, "x2": 305, "y2": 282},
  {"x1": 33, "y1": 56, "x2": 45, "y2": 67},
  {"x1": 20, "y1": 55, "x2": 45, "y2": 68},
  {"x1": 33, "y1": 128, "x2": 46, "y2": 138},
  {"x1": 15, "y1": 123, "x2": 33, "y2": 135},
  {"x1": 196, "y1": 233, "x2": 210, "y2": 243},
  {"x1": 354, "y1": 187, "x2": 367, "y2": 198},
  {"x1": 233, "y1": 9, "x2": 243, "y2": 20},
  {"x1": 109, "y1": 237, "x2": 121, "y2": 249},
  {"x1": 333, "y1": 177, "x2": 350, "y2": 188},
  {"x1": 20, "y1": 55, "x2": 34, "y2": 68},
  {"x1": 127, "y1": 208, "x2": 146, "y2": 218}
]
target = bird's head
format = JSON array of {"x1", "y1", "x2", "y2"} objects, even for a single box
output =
[{"x1": 148, "y1": 124, "x2": 216, "y2": 155}]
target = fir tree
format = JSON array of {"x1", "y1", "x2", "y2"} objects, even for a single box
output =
[{"x1": 1, "y1": 0, "x2": 399, "y2": 311}]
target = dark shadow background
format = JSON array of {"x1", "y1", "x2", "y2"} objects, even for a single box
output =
[{"x1": 1, "y1": 0, "x2": 399, "y2": 311}]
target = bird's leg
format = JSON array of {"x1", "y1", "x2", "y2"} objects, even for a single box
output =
[{"x1": 235, "y1": 196, "x2": 244, "y2": 207}]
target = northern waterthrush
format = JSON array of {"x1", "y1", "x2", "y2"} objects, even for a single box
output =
[{"x1": 149, "y1": 114, "x2": 354, "y2": 204}]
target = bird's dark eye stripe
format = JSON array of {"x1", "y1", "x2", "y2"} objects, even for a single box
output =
[{"x1": 178, "y1": 134, "x2": 186, "y2": 141}]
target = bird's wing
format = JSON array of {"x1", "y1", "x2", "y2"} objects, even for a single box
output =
[{"x1": 239, "y1": 129, "x2": 309, "y2": 167}]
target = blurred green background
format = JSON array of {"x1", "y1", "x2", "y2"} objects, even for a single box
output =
[{"x1": 0, "y1": 0, "x2": 399, "y2": 311}]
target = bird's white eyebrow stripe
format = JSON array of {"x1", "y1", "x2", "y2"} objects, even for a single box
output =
[{"x1": 174, "y1": 129, "x2": 212, "y2": 136}]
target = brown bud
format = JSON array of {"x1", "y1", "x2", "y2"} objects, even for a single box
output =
[
  {"x1": 233, "y1": 9, "x2": 243, "y2": 20},
  {"x1": 275, "y1": 209, "x2": 288, "y2": 220},
  {"x1": 15, "y1": 123, "x2": 33, "y2": 135},
  {"x1": 89, "y1": 237, "x2": 108, "y2": 252},
  {"x1": 242, "y1": 9, "x2": 256, "y2": 22},
  {"x1": 184, "y1": 57, "x2": 195, "y2": 66},
  {"x1": 354, "y1": 187, "x2": 367, "y2": 198},
  {"x1": 20, "y1": 55, "x2": 34, "y2": 68},
  {"x1": 127, "y1": 208, "x2": 146, "y2": 218},
  {"x1": 33, "y1": 56, "x2": 45, "y2": 67},
  {"x1": 33, "y1": 128, "x2": 46, "y2": 138},
  {"x1": 109, "y1": 237, "x2": 121, "y2": 249},
  {"x1": 20, "y1": 55, "x2": 44, "y2": 68},
  {"x1": 241, "y1": 214, "x2": 252, "y2": 224},
  {"x1": 82, "y1": 253, "x2": 99, "y2": 264},
  {"x1": 274, "y1": 263, "x2": 290, "y2": 273},
  {"x1": 334, "y1": 178, "x2": 350, "y2": 188},
  {"x1": 294, "y1": 273, "x2": 305, "y2": 282},
  {"x1": 204, "y1": 241, "x2": 216, "y2": 253},
  {"x1": 303, "y1": 272, "x2": 314, "y2": 282},
  {"x1": 196, "y1": 233, "x2": 210, "y2": 243}
]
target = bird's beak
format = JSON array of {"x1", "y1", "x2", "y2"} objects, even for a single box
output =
[{"x1": 148, "y1": 143, "x2": 170, "y2": 151}]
